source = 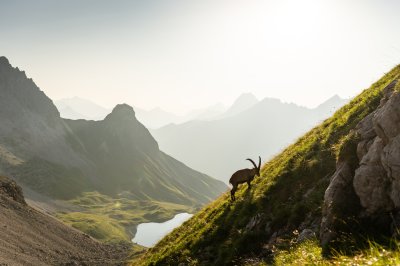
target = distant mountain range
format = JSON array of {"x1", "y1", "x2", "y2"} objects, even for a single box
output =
[
  {"x1": 55, "y1": 97, "x2": 110, "y2": 120},
  {"x1": 0, "y1": 56, "x2": 226, "y2": 206},
  {"x1": 151, "y1": 95, "x2": 348, "y2": 183},
  {"x1": 55, "y1": 98, "x2": 228, "y2": 129}
]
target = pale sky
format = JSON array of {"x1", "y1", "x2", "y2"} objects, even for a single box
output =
[{"x1": 1, "y1": 0, "x2": 400, "y2": 114}]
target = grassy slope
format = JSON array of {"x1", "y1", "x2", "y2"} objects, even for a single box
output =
[
  {"x1": 134, "y1": 65, "x2": 400, "y2": 265},
  {"x1": 275, "y1": 239, "x2": 400, "y2": 265},
  {"x1": 57, "y1": 191, "x2": 193, "y2": 244}
]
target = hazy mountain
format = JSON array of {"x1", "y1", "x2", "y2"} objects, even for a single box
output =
[
  {"x1": 183, "y1": 103, "x2": 226, "y2": 121},
  {"x1": 152, "y1": 96, "x2": 347, "y2": 183},
  {"x1": 55, "y1": 97, "x2": 111, "y2": 120},
  {"x1": 313, "y1": 94, "x2": 349, "y2": 116},
  {"x1": 134, "y1": 107, "x2": 183, "y2": 129},
  {"x1": 56, "y1": 97, "x2": 227, "y2": 129},
  {"x1": 216, "y1": 92, "x2": 259, "y2": 119},
  {"x1": 0, "y1": 56, "x2": 226, "y2": 206}
]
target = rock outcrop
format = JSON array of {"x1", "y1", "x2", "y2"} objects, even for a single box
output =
[
  {"x1": 0, "y1": 175, "x2": 26, "y2": 205},
  {"x1": 321, "y1": 80, "x2": 400, "y2": 251}
]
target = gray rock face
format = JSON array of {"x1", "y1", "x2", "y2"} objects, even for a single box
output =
[
  {"x1": 353, "y1": 137, "x2": 393, "y2": 214},
  {"x1": 320, "y1": 161, "x2": 360, "y2": 248},
  {"x1": 320, "y1": 80, "x2": 400, "y2": 249},
  {"x1": 297, "y1": 229, "x2": 316, "y2": 243},
  {"x1": 353, "y1": 86, "x2": 400, "y2": 214},
  {"x1": 373, "y1": 92, "x2": 400, "y2": 144}
]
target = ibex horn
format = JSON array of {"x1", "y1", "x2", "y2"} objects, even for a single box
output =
[{"x1": 246, "y1": 158, "x2": 258, "y2": 169}]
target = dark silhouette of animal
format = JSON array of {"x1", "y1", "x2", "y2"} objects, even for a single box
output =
[{"x1": 229, "y1": 156, "x2": 261, "y2": 201}]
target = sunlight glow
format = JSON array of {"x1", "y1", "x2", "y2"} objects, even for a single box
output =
[{"x1": 0, "y1": 0, "x2": 399, "y2": 113}]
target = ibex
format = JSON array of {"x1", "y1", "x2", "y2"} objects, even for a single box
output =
[{"x1": 229, "y1": 156, "x2": 261, "y2": 201}]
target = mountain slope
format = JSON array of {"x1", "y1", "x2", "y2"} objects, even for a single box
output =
[
  {"x1": 0, "y1": 56, "x2": 225, "y2": 205},
  {"x1": 64, "y1": 104, "x2": 226, "y2": 205},
  {"x1": 152, "y1": 96, "x2": 347, "y2": 183},
  {"x1": 135, "y1": 65, "x2": 400, "y2": 265},
  {"x1": 0, "y1": 175, "x2": 130, "y2": 265}
]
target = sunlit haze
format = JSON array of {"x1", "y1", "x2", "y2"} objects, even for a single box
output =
[{"x1": 1, "y1": 0, "x2": 400, "y2": 114}]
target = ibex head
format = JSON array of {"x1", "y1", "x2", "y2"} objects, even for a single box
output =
[{"x1": 246, "y1": 156, "x2": 261, "y2": 177}]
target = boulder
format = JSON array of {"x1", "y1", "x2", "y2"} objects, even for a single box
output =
[
  {"x1": 320, "y1": 161, "x2": 360, "y2": 248},
  {"x1": 320, "y1": 83, "x2": 400, "y2": 251},
  {"x1": 0, "y1": 175, "x2": 26, "y2": 205},
  {"x1": 297, "y1": 229, "x2": 316, "y2": 243},
  {"x1": 353, "y1": 137, "x2": 393, "y2": 214},
  {"x1": 373, "y1": 93, "x2": 400, "y2": 144}
]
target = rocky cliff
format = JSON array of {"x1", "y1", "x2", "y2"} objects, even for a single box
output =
[{"x1": 321, "y1": 79, "x2": 400, "y2": 251}]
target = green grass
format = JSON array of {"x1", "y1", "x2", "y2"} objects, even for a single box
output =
[
  {"x1": 57, "y1": 191, "x2": 192, "y2": 244},
  {"x1": 133, "y1": 65, "x2": 400, "y2": 265},
  {"x1": 7, "y1": 157, "x2": 89, "y2": 199},
  {"x1": 275, "y1": 239, "x2": 400, "y2": 266}
]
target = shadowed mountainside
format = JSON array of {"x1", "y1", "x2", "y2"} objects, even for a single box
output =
[{"x1": 0, "y1": 56, "x2": 226, "y2": 206}]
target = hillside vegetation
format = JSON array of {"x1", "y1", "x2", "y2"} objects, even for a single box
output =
[{"x1": 134, "y1": 65, "x2": 400, "y2": 265}]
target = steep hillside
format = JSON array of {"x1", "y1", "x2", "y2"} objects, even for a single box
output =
[
  {"x1": 135, "y1": 65, "x2": 400, "y2": 265},
  {"x1": 0, "y1": 175, "x2": 130, "y2": 265},
  {"x1": 152, "y1": 95, "x2": 347, "y2": 183}
]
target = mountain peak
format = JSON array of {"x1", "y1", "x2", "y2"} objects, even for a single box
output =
[
  {"x1": 105, "y1": 104, "x2": 137, "y2": 121},
  {"x1": 220, "y1": 93, "x2": 259, "y2": 118},
  {"x1": 234, "y1": 93, "x2": 258, "y2": 104},
  {"x1": 315, "y1": 94, "x2": 347, "y2": 111},
  {"x1": 111, "y1": 103, "x2": 135, "y2": 115},
  {"x1": 0, "y1": 56, "x2": 10, "y2": 66}
]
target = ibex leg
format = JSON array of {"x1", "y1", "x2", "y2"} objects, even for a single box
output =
[{"x1": 231, "y1": 185, "x2": 237, "y2": 201}]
